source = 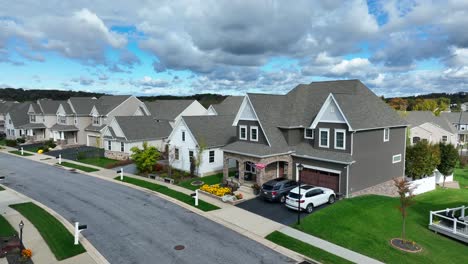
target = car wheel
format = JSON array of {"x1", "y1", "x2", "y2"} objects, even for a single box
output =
[
  {"x1": 280, "y1": 195, "x2": 286, "y2": 203},
  {"x1": 306, "y1": 204, "x2": 314, "y2": 214},
  {"x1": 328, "y1": 195, "x2": 335, "y2": 204}
]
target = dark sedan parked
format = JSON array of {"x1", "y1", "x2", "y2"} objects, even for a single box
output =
[{"x1": 260, "y1": 178, "x2": 297, "y2": 203}]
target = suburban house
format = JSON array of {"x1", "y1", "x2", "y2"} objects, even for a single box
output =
[
  {"x1": 403, "y1": 111, "x2": 457, "y2": 145},
  {"x1": 222, "y1": 80, "x2": 408, "y2": 198},
  {"x1": 4, "y1": 102, "x2": 31, "y2": 139},
  {"x1": 168, "y1": 115, "x2": 237, "y2": 176},
  {"x1": 18, "y1": 102, "x2": 47, "y2": 142},
  {"x1": 461, "y1": 102, "x2": 468, "y2": 112},
  {"x1": 102, "y1": 116, "x2": 172, "y2": 159},
  {"x1": 85, "y1": 95, "x2": 150, "y2": 147},
  {"x1": 441, "y1": 112, "x2": 468, "y2": 145},
  {"x1": 0, "y1": 101, "x2": 18, "y2": 135},
  {"x1": 206, "y1": 96, "x2": 244, "y2": 116},
  {"x1": 67, "y1": 97, "x2": 98, "y2": 145},
  {"x1": 145, "y1": 100, "x2": 206, "y2": 127}
]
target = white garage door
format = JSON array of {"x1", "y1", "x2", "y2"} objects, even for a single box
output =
[{"x1": 87, "y1": 135, "x2": 100, "y2": 147}]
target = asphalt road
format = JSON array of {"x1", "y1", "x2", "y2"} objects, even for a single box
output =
[
  {"x1": 0, "y1": 153, "x2": 295, "y2": 264},
  {"x1": 237, "y1": 197, "x2": 330, "y2": 225}
]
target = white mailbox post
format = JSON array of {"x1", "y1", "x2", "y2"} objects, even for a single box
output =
[
  {"x1": 190, "y1": 189, "x2": 199, "y2": 207},
  {"x1": 74, "y1": 222, "x2": 87, "y2": 245}
]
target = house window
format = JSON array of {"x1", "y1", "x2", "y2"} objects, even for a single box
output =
[
  {"x1": 392, "y1": 154, "x2": 402, "y2": 164},
  {"x1": 209, "y1": 150, "x2": 215, "y2": 163},
  {"x1": 383, "y1": 128, "x2": 390, "y2": 142},
  {"x1": 175, "y1": 148, "x2": 179, "y2": 160},
  {"x1": 8, "y1": 119, "x2": 11, "y2": 124},
  {"x1": 107, "y1": 141, "x2": 111, "y2": 151},
  {"x1": 335, "y1": 129, "x2": 346, "y2": 150},
  {"x1": 304, "y1": 128, "x2": 314, "y2": 139},
  {"x1": 92, "y1": 116, "x2": 100, "y2": 125},
  {"x1": 412, "y1": 137, "x2": 421, "y2": 144},
  {"x1": 58, "y1": 115, "x2": 66, "y2": 124},
  {"x1": 30, "y1": 115, "x2": 36, "y2": 122},
  {"x1": 319, "y1": 128, "x2": 329, "y2": 148},
  {"x1": 74, "y1": 117, "x2": 78, "y2": 125},
  {"x1": 189, "y1": 150, "x2": 194, "y2": 161},
  {"x1": 19, "y1": 130, "x2": 23, "y2": 136},
  {"x1": 250, "y1": 126, "x2": 258, "y2": 141},
  {"x1": 120, "y1": 142, "x2": 124, "y2": 152},
  {"x1": 245, "y1": 162, "x2": 255, "y2": 173},
  {"x1": 239, "y1": 125, "x2": 247, "y2": 140},
  {"x1": 182, "y1": 131, "x2": 186, "y2": 142},
  {"x1": 442, "y1": 136, "x2": 448, "y2": 142}
]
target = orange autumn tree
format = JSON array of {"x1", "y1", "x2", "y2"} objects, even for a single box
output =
[{"x1": 394, "y1": 177, "x2": 415, "y2": 241}]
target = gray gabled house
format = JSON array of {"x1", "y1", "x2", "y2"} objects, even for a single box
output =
[{"x1": 222, "y1": 80, "x2": 408, "y2": 198}]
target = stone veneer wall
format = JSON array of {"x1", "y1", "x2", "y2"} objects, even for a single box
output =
[
  {"x1": 350, "y1": 179, "x2": 398, "y2": 198},
  {"x1": 105, "y1": 150, "x2": 130, "y2": 160}
]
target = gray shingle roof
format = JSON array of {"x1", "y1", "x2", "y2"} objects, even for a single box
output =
[
  {"x1": 441, "y1": 112, "x2": 468, "y2": 124},
  {"x1": 0, "y1": 101, "x2": 17, "y2": 114},
  {"x1": 96, "y1": 95, "x2": 132, "y2": 115},
  {"x1": 403, "y1": 111, "x2": 457, "y2": 134},
  {"x1": 182, "y1": 115, "x2": 237, "y2": 148},
  {"x1": 84, "y1": 124, "x2": 106, "y2": 132},
  {"x1": 114, "y1": 116, "x2": 172, "y2": 141},
  {"x1": 50, "y1": 124, "x2": 79, "y2": 131},
  {"x1": 7, "y1": 102, "x2": 31, "y2": 127},
  {"x1": 292, "y1": 143, "x2": 354, "y2": 164},
  {"x1": 211, "y1": 96, "x2": 244, "y2": 116},
  {"x1": 19, "y1": 123, "x2": 47, "y2": 129},
  {"x1": 37, "y1": 99, "x2": 64, "y2": 115},
  {"x1": 68, "y1": 97, "x2": 97, "y2": 115},
  {"x1": 145, "y1": 100, "x2": 195, "y2": 121}
]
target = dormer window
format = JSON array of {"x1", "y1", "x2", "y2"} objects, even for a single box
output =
[
  {"x1": 319, "y1": 128, "x2": 330, "y2": 148},
  {"x1": 250, "y1": 126, "x2": 258, "y2": 141},
  {"x1": 30, "y1": 115, "x2": 36, "y2": 122},
  {"x1": 92, "y1": 116, "x2": 100, "y2": 125},
  {"x1": 58, "y1": 115, "x2": 66, "y2": 124},
  {"x1": 239, "y1": 125, "x2": 247, "y2": 140},
  {"x1": 304, "y1": 128, "x2": 314, "y2": 139}
]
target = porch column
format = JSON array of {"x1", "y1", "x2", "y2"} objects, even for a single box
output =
[
  {"x1": 223, "y1": 157, "x2": 230, "y2": 182},
  {"x1": 287, "y1": 158, "x2": 294, "y2": 180},
  {"x1": 238, "y1": 160, "x2": 245, "y2": 185},
  {"x1": 256, "y1": 168, "x2": 265, "y2": 185}
]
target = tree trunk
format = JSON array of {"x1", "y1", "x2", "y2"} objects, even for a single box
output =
[
  {"x1": 402, "y1": 214, "x2": 406, "y2": 241},
  {"x1": 443, "y1": 175, "x2": 446, "y2": 188}
]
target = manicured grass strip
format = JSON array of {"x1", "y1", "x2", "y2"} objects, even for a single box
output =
[
  {"x1": 9, "y1": 150, "x2": 34, "y2": 156},
  {"x1": 0, "y1": 139, "x2": 5, "y2": 145},
  {"x1": 266, "y1": 231, "x2": 352, "y2": 264},
  {"x1": 0, "y1": 214, "x2": 16, "y2": 236},
  {"x1": 454, "y1": 167, "x2": 468, "y2": 189},
  {"x1": 179, "y1": 173, "x2": 224, "y2": 191},
  {"x1": 115, "y1": 176, "x2": 219, "y2": 212},
  {"x1": 77, "y1": 157, "x2": 120, "y2": 168},
  {"x1": 59, "y1": 162, "x2": 99, "y2": 172},
  {"x1": 9, "y1": 202, "x2": 86, "y2": 260}
]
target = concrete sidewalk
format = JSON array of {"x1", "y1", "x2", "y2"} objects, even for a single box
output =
[
  {"x1": 1, "y1": 147, "x2": 384, "y2": 264},
  {"x1": 0, "y1": 188, "x2": 100, "y2": 264}
]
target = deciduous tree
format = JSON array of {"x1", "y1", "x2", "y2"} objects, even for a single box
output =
[
  {"x1": 130, "y1": 142, "x2": 160, "y2": 174},
  {"x1": 405, "y1": 141, "x2": 440, "y2": 180},
  {"x1": 437, "y1": 143, "x2": 459, "y2": 187},
  {"x1": 394, "y1": 177, "x2": 415, "y2": 241}
]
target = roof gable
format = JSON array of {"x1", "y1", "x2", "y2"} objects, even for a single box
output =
[
  {"x1": 145, "y1": 100, "x2": 195, "y2": 120},
  {"x1": 310, "y1": 94, "x2": 350, "y2": 129}
]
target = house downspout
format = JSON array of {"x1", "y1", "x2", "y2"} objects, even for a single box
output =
[{"x1": 346, "y1": 164, "x2": 350, "y2": 198}]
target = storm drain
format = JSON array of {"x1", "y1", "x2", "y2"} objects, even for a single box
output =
[{"x1": 174, "y1": 245, "x2": 185, "y2": 251}]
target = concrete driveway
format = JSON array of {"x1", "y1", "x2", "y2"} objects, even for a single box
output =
[
  {"x1": 236, "y1": 197, "x2": 331, "y2": 225},
  {"x1": 0, "y1": 153, "x2": 294, "y2": 264}
]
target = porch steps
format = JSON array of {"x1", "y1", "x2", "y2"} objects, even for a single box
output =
[{"x1": 238, "y1": 185, "x2": 255, "y2": 195}]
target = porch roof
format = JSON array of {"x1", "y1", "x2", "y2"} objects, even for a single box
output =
[
  {"x1": 18, "y1": 123, "x2": 46, "y2": 129},
  {"x1": 85, "y1": 124, "x2": 106, "y2": 132},
  {"x1": 292, "y1": 142, "x2": 354, "y2": 164},
  {"x1": 50, "y1": 124, "x2": 79, "y2": 132},
  {"x1": 223, "y1": 141, "x2": 293, "y2": 158}
]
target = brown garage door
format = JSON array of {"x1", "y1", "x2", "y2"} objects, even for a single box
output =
[{"x1": 301, "y1": 168, "x2": 339, "y2": 192}]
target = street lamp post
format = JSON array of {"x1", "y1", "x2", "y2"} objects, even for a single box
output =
[
  {"x1": 19, "y1": 220, "x2": 24, "y2": 249},
  {"x1": 297, "y1": 163, "x2": 304, "y2": 225}
]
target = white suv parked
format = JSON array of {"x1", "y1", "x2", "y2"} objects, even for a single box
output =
[{"x1": 285, "y1": 185, "x2": 336, "y2": 213}]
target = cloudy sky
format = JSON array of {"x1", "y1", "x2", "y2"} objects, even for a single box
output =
[{"x1": 0, "y1": 0, "x2": 467, "y2": 97}]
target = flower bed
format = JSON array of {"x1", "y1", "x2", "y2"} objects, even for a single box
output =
[{"x1": 200, "y1": 184, "x2": 231, "y2": 197}]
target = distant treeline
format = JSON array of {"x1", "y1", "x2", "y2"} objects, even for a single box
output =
[
  {"x1": 0, "y1": 88, "x2": 226, "y2": 108},
  {"x1": 385, "y1": 92, "x2": 467, "y2": 114}
]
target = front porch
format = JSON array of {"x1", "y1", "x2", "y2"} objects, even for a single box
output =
[{"x1": 223, "y1": 152, "x2": 293, "y2": 187}]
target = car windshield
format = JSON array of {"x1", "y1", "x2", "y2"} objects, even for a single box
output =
[
  {"x1": 262, "y1": 184, "x2": 274, "y2": 190},
  {"x1": 288, "y1": 192, "x2": 301, "y2": 199}
]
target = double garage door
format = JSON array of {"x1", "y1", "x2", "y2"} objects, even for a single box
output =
[{"x1": 301, "y1": 168, "x2": 340, "y2": 192}]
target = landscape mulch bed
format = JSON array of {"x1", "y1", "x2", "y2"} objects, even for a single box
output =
[
  {"x1": 390, "y1": 238, "x2": 422, "y2": 253},
  {"x1": 0, "y1": 236, "x2": 33, "y2": 264}
]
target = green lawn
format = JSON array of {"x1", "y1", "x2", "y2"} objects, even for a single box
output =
[
  {"x1": 77, "y1": 157, "x2": 120, "y2": 168},
  {"x1": 454, "y1": 166, "x2": 468, "y2": 189},
  {"x1": 0, "y1": 214, "x2": 16, "y2": 236},
  {"x1": 0, "y1": 138, "x2": 5, "y2": 146},
  {"x1": 115, "y1": 176, "x2": 219, "y2": 212},
  {"x1": 9, "y1": 202, "x2": 86, "y2": 260},
  {"x1": 178, "y1": 173, "x2": 224, "y2": 190},
  {"x1": 289, "y1": 189, "x2": 468, "y2": 264},
  {"x1": 266, "y1": 231, "x2": 352, "y2": 264},
  {"x1": 8, "y1": 150, "x2": 34, "y2": 156},
  {"x1": 58, "y1": 162, "x2": 99, "y2": 172},
  {"x1": 0, "y1": 185, "x2": 4, "y2": 191}
]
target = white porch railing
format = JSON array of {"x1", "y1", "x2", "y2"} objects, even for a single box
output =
[{"x1": 429, "y1": 206, "x2": 468, "y2": 240}]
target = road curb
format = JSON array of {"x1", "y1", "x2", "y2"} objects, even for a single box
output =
[{"x1": 0, "y1": 184, "x2": 110, "y2": 264}]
